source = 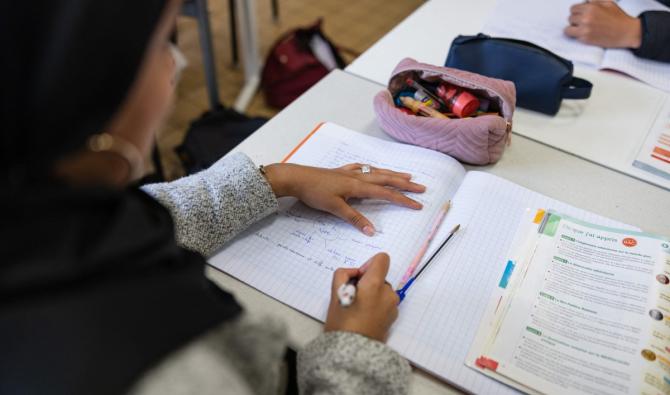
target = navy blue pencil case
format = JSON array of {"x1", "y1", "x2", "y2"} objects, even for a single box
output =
[{"x1": 445, "y1": 34, "x2": 592, "y2": 116}]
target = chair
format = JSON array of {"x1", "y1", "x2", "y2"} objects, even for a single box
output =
[
  {"x1": 228, "y1": 0, "x2": 279, "y2": 65},
  {"x1": 181, "y1": 0, "x2": 280, "y2": 110},
  {"x1": 181, "y1": 0, "x2": 221, "y2": 110}
]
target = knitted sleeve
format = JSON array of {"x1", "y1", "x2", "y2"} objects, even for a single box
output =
[
  {"x1": 141, "y1": 152, "x2": 278, "y2": 257},
  {"x1": 298, "y1": 331, "x2": 411, "y2": 395}
]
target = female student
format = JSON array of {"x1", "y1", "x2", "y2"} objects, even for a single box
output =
[
  {"x1": 0, "y1": 1, "x2": 426, "y2": 394},
  {"x1": 565, "y1": 0, "x2": 670, "y2": 63}
]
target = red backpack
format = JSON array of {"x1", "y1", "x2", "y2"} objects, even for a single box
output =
[{"x1": 261, "y1": 20, "x2": 352, "y2": 109}]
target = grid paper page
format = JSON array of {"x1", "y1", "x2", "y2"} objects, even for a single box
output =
[
  {"x1": 389, "y1": 171, "x2": 632, "y2": 394},
  {"x1": 208, "y1": 124, "x2": 629, "y2": 394},
  {"x1": 601, "y1": 49, "x2": 670, "y2": 93},
  {"x1": 209, "y1": 122, "x2": 467, "y2": 322}
]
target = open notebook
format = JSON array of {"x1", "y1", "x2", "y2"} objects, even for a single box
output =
[
  {"x1": 209, "y1": 123, "x2": 630, "y2": 394},
  {"x1": 481, "y1": 0, "x2": 670, "y2": 92}
]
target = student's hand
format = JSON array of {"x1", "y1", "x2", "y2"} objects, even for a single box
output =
[
  {"x1": 263, "y1": 163, "x2": 425, "y2": 236},
  {"x1": 564, "y1": 1, "x2": 642, "y2": 48},
  {"x1": 324, "y1": 253, "x2": 399, "y2": 342}
]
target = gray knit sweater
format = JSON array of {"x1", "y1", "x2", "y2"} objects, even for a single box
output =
[{"x1": 136, "y1": 152, "x2": 411, "y2": 395}]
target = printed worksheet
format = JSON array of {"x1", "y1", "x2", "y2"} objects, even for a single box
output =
[{"x1": 469, "y1": 210, "x2": 670, "y2": 395}]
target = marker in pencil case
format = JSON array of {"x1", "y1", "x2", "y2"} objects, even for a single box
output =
[
  {"x1": 435, "y1": 83, "x2": 480, "y2": 118},
  {"x1": 413, "y1": 90, "x2": 440, "y2": 109},
  {"x1": 396, "y1": 224, "x2": 461, "y2": 303}
]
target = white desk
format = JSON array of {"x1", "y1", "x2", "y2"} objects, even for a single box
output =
[
  {"x1": 346, "y1": 0, "x2": 670, "y2": 190},
  {"x1": 346, "y1": 0, "x2": 483, "y2": 85},
  {"x1": 206, "y1": 69, "x2": 670, "y2": 395}
]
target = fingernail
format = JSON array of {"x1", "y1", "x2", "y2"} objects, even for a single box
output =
[{"x1": 363, "y1": 225, "x2": 375, "y2": 236}]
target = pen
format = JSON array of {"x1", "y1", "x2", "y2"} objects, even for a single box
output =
[
  {"x1": 398, "y1": 201, "x2": 451, "y2": 288},
  {"x1": 396, "y1": 224, "x2": 461, "y2": 303},
  {"x1": 337, "y1": 277, "x2": 359, "y2": 307}
]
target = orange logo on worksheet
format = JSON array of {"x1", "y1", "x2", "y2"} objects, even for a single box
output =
[{"x1": 622, "y1": 238, "x2": 637, "y2": 247}]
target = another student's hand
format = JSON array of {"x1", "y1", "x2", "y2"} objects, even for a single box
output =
[
  {"x1": 564, "y1": 1, "x2": 642, "y2": 48},
  {"x1": 263, "y1": 163, "x2": 425, "y2": 236},
  {"x1": 324, "y1": 253, "x2": 399, "y2": 342}
]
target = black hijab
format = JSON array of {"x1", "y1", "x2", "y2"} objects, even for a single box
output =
[
  {"x1": 1, "y1": 0, "x2": 161, "y2": 185},
  {"x1": 0, "y1": 2, "x2": 242, "y2": 394}
]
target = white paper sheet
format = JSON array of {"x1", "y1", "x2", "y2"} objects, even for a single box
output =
[
  {"x1": 482, "y1": 0, "x2": 670, "y2": 92},
  {"x1": 481, "y1": 0, "x2": 604, "y2": 66}
]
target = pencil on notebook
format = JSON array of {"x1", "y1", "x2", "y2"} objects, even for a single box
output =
[{"x1": 398, "y1": 200, "x2": 451, "y2": 288}]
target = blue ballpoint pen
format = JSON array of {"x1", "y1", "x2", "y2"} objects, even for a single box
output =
[{"x1": 396, "y1": 224, "x2": 460, "y2": 303}]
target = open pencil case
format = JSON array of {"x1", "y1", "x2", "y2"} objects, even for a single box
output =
[{"x1": 373, "y1": 57, "x2": 516, "y2": 165}]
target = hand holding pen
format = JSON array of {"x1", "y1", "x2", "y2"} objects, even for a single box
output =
[
  {"x1": 328, "y1": 221, "x2": 460, "y2": 341},
  {"x1": 326, "y1": 253, "x2": 399, "y2": 342}
]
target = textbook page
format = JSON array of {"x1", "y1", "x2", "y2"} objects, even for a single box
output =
[
  {"x1": 210, "y1": 124, "x2": 628, "y2": 394},
  {"x1": 465, "y1": 209, "x2": 550, "y2": 395},
  {"x1": 471, "y1": 212, "x2": 670, "y2": 395},
  {"x1": 481, "y1": 0, "x2": 604, "y2": 66}
]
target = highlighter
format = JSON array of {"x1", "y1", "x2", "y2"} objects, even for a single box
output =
[
  {"x1": 413, "y1": 90, "x2": 440, "y2": 109},
  {"x1": 405, "y1": 78, "x2": 446, "y2": 109},
  {"x1": 400, "y1": 96, "x2": 449, "y2": 119}
]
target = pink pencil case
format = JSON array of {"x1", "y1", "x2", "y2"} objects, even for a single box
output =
[{"x1": 373, "y1": 58, "x2": 516, "y2": 165}]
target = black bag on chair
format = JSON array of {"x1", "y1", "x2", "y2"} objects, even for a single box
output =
[
  {"x1": 445, "y1": 34, "x2": 592, "y2": 115},
  {"x1": 176, "y1": 106, "x2": 267, "y2": 175}
]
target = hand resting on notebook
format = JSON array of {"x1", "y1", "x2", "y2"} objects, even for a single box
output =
[{"x1": 261, "y1": 162, "x2": 426, "y2": 236}]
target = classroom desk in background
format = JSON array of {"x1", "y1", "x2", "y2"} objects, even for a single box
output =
[
  {"x1": 346, "y1": 0, "x2": 670, "y2": 190},
  {"x1": 205, "y1": 69, "x2": 670, "y2": 395}
]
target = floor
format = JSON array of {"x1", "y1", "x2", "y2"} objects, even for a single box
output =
[{"x1": 156, "y1": 0, "x2": 423, "y2": 180}]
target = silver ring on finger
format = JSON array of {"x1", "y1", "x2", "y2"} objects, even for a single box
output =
[{"x1": 360, "y1": 164, "x2": 371, "y2": 174}]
